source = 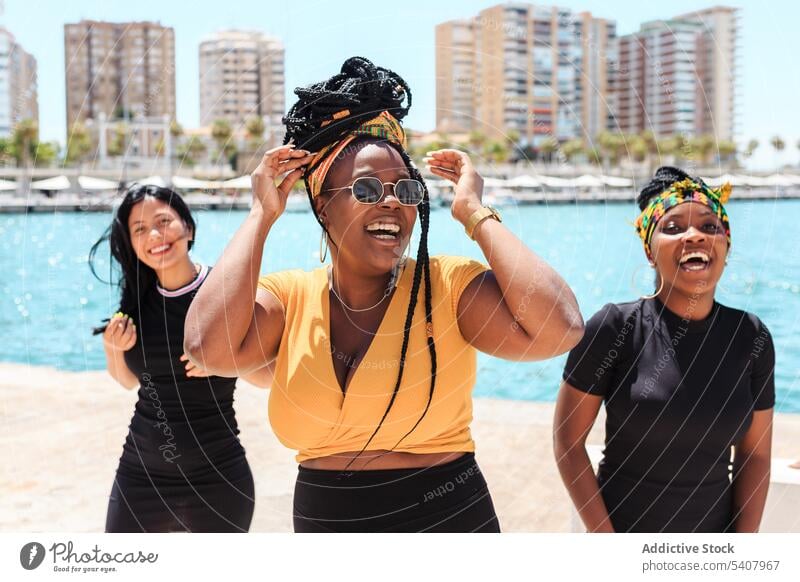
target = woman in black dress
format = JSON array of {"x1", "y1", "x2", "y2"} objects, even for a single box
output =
[
  {"x1": 553, "y1": 167, "x2": 775, "y2": 533},
  {"x1": 90, "y1": 184, "x2": 271, "y2": 532}
]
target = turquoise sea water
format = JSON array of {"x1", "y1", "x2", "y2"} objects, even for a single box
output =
[{"x1": 2, "y1": 199, "x2": 798, "y2": 412}]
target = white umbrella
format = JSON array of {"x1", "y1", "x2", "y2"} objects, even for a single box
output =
[
  {"x1": 507, "y1": 174, "x2": 542, "y2": 188},
  {"x1": 0, "y1": 178, "x2": 17, "y2": 191},
  {"x1": 31, "y1": 175, "x2": 71, "y2": 191},
  {"x1": 734, "y1": 174, "x2": 767, "y2": 187},
  {"x1": 764, "y1": 174, "x2": 797, "y2": 187},
  {"x1": 599, "y1": 175, "x2": 633, "y2": 187},
  {"x1": 483, "y1": 177, "x2": 507, "y2": 187},
  {"x1": 538, "y1": 175, "x2": 574, "y2": 188},
  {"x1": 702, "y1": 173, "x2": 741, "y2": 187},
  {"x1": 573, "y1": 174, "x2": 605, "y2": 188},
  {"x1": 222, "y1": 175, "x2": 252, "y2": 189},
  {"x1": 172, "y1": 176, "x2": 208, "y2": 190},
  {"x1": 78, "y1": 176, "x2": 119, "y2": 191},
  {"x1": 137, "y1": 175, "x2": 167, "y2": 187}
]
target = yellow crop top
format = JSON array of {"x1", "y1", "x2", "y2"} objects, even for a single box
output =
[{"x1": 257, "y1": 255, "x2": 489, "y2": 462}]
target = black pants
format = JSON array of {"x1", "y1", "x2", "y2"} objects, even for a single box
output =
[
  {"x1": 293, "y1": 452, "x2": 500, "y2": 532},
  {"x1": 105, "y1": 462, "x2": 255, "y2": 533}
]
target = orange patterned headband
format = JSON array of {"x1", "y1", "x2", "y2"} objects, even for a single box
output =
[{"x1": 305, "y1": 110, "x2": 406, "y2": 198}]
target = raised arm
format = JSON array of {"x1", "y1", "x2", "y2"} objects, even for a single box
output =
[
  {"x1": 426, "y1": 149, "x2": 584, "y2": 361},
  {"x1": 553, "y1": 381, "x2": 614, "y2": 532},
  {"x1": 183, "y1": 145, "x2": 313, "y2": 376}
]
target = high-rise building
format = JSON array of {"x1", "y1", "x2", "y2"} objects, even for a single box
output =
[
  {"x1": 435, "y1": 3, "x2": 617, "y2": 146},
  {"x1": 436, "y1": 4, "x2": 739, "y2": 145},
  {"x1": 198, "y1": 30, "x2": 284, "y2": 141},
  {"x1": 64, "y1": 20, "x2": 176, "y2": 132},
  {"x1": 574, "y1": 12, "x2": 617, "y2": 141},
  {"x1": 0, "y1": 27, "x2": 38, "y2": 137},
  {"x1": 615, "y1": 6, "x2": 739, "y2": 142},
  {"x1": 679, "y1": 6, "x2": 739, "y2": 142},
  {"x1": 435, "y1": 19, "x2": 475, "y2": 134}
]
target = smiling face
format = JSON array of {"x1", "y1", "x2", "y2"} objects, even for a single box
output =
[
  {"x1": 126, "y1": 196, "x2": 193, "y2": 271},
  {"x1": 649, "y1": 201, "x2": 729, "y2": 296},
  {"x1": 313, "y1": 139, "x2": 418, "y2": 277}
]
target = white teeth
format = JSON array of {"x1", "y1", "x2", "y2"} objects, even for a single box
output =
[
  {"x1": 366, "y1": 222, "x2": 400, "y2": 233},
  {"x1": 683, "y1": 262, "x2": 707, "y2": 271},
  {"x1": 149, "y1": 243, "x2": 171, "y2": 254},
  {"x1": 679, "y1": 251, "x2": 710, "y2": 265}
]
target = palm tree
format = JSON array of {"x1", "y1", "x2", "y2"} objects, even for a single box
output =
[
  {"x1": 628, "y1": 135, "x2": 647, "y2": 165},
  {"x1": 176, "y1": 136, "x2": 207, "y2": 167},
  {"x1": 688, "y1": 135, "x2": 715, "y2": 166},
  {"x1": 33, "y1": 142, "x2": 60, "y2": 167},
  {"x1": 222, "y1": 142, "x2": 238, "y2": 171},
  {"x1": 597, "y1": 131, "x2": 625, "y2": 170},
  {"x1": 211, "y1": 119, "x2": 234, "y2": 174},
  {"x1": 561, "y1": 139, "x2": 584, "y2": 164},
  {"x1": 716, "y1": 141, "x2": 738, "y2": 167},
  {"x1": 657, "y1": 136, "x2": 681, "y2": 164},
  {"x1": 66, "y1": 122, "x2": 92, "y2": 166},
  {"x1": 743, "y1": 139, "x2": 759, "y2": 160},
  {"x1": 771, "y1": 136, "x2": 785, "y2": 168},
  {"x1": 107, "y1": 123, "x2": 130, "y2": 157},
  {"x1": 13, "y1": 118, "x2": 38, "y2": 168},
  {"x1": 245, "y1": 115, "x2": 265, "y2": 146},
  {"x1": 170, "y1": 120, "x2": 184, "y2": 139},
  {"x1": 426, "y1": 133, "x2": 451, "y2": 154},
  {"x1": 0, "y1": 137, "x2": 14, "y2": 165},
  {"x1": 640, "y1": 130, "x2": 658, "y2": 173},
  {"x1": 468, "y1": 130, "x2": 487, "y2": 155},
  {"x1": 538, "y1": 136, "x2": 558, "y2": 165},
  {"x1": 504, "y1": 129, "x2": 521, "y2": 162},
  {"x1": 585, "y1": 145, "x2": 602, "y2": 166},
  {"x1": 485, "y1": 140, "x2": 510, "y2": 164}
]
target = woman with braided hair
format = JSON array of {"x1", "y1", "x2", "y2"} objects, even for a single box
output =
[
  {"x1": 185, "y1": 57, "x2": 584, "y2": 532},
  {"x1": 554, "y1": 166, "x2": 775, "y2": 532}
]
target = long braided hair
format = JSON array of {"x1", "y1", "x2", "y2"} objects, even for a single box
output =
[{"x1": 283, "y1": 57, "x2": 438, "y2": 460}]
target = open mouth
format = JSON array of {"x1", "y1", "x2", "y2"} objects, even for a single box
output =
[
  {"x1": 365, "y1": 221, "x2": 401, "y2": 242},
  {"x1": 678, "y1": 250, "x2": 711, "y2": 272},
  {"x1": 148, "y1": 242, "x2": 173, "y2": 256}
]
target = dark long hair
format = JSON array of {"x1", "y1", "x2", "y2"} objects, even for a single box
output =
[
  {"x1": 89, "y1": 184, "x2": 196, "y2": 335},
  {"x1": 283, "y1": 57, "x2": 438, "y2": 458}
]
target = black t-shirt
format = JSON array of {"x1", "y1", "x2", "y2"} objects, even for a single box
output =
[
  {"x1": 119, "y1": 265, "x2": 248, "y2": 481},
  {"x1": 563, "y1": 296, "x2": 775, "y2": 532}
]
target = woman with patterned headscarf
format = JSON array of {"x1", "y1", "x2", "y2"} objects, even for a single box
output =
[
  {"x1": 554, "y1": 166, "x2": 775, "y2": 533},
  {"x1": 184, "y1": 57, "x2": 584, "y2": 532}
]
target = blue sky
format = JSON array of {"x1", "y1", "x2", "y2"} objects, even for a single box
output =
[{"x1": 5, "y1": 0, "x2": 799, "y2": 170}]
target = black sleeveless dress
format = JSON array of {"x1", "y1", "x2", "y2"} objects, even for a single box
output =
[{"x1": 105, "y1": 265, "x2": 254, "y2": 532}]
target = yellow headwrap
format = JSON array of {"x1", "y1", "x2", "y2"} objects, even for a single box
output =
[{"x1": 306, "y1": 110, "x2": 406, "y2": 198}]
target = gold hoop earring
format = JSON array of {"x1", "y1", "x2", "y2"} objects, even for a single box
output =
[
  {"x1": 641, "y1": 274, "x2": 665, "y2": 300},
  {"x1": 319, "y1": 230, "x2": 328, "y2": 263}
]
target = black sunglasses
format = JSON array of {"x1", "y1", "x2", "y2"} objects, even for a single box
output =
[{"x1": 324, "y1": 176, "x2": 425, "y2": 206}]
